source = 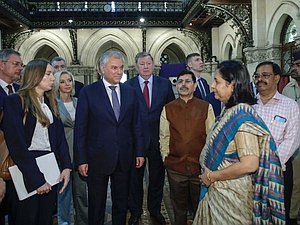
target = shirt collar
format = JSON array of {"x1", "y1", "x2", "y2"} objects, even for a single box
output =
[
  {"x1": 257, "y1": 91, "x2": 282, "y2": 104},
  {"x1": 102, "y1": 78, "x2": 120, "y2": 89},
  {"x1": 0, "y1": 79, "x2": 12, "y2": 90},
  {"x1": 138, "y1": 75, "x2": 153, "y2": 85}
]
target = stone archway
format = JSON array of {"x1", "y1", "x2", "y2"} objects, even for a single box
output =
[
  {"x1": 17, "y1": 30, "x2": 73, "y2": 65},
  {"x1": 79, "y1": 28, "x2": 140, "y2": 68},
  {"x1": 221, "y1": 34, "x2": 243, "y2": 61},
  {"x1": 149, "y1": 29, "x2": 198, "y2": 66},
  {"x1": 267, "y1": 1, "x2": 300, "y2": 46}
]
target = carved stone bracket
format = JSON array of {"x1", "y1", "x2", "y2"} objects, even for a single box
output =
[
  {"x1": 204, "y1": 3, "x2": 253, "y2": 48},
  {"x1": 68, "y1": 65, "x2": 96, "y2": 85},
  {"x1": 180, "y1": 28, "x2": 211, "y2": 61},
  {"x1": 3, "y1": 30, "x2": 34, "y2": 49},
  {"x1": 142, "y1": 28, "x2": 147, "y2": 52},
  {"x1": 69, "y1": 29, "x2": 80, "y2": 65},
  {"x1": 244, "y1": 46, "x2": 281, "y2": 64}
]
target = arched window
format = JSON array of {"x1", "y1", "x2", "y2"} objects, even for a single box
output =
[
  {"x1": 282, "y1": 18, "x2": 297, "y2": 44},
  {"x1": 279, "y1": 16, "x2": 298, "y2": 92}
]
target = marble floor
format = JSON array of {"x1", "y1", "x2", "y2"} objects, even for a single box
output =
[{"x1": 104, "y1": 168, "x2": 175, "y2": 225}]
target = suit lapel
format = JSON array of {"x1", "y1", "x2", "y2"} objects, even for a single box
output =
[
  {"x1": 133, "y1": 76, "x2": 150, "y2": 110},
  {"x1": 118, "y1": 83, "x2": 127, "y2": 123},
  {"x1": 99, "y1": 80, "x2": 118, "y2": 123},
  {"x1": 151, "y1": 76, "x2": 158, "y2": 111}
]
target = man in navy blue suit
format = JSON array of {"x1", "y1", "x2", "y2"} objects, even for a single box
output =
[
  {"x1": 0, "y1": 48, "x2": 22, "y2": 225},
  {"x1": 126, "y1": 52, "x2": 175, "y2": 225},
  {"x1": 186, "y1": 53, "x2": 210, "y2": 100},
  {"x1": 74, "y1": 51, "x2": 145, "y2": 225}
]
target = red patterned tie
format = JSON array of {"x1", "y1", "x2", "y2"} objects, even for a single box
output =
[
  {"x1": 143, "y1": 81, "x2": 150, "y2": 108},
  {"x1": 7, "y1": 85, "x2": 13, "y2": 95}
]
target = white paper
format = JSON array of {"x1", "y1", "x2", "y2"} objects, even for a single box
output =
[{"x1": 9, "y1": 152, "x2": 61, "y2": 201}]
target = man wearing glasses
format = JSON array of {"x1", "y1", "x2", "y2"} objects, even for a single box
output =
[
  {"x1": 0, "y1": 48, "x2": 23, "y2": 224},
  {"x1": 159, "y1": 70, "x2": 214, "y2": 225},
  {"x1": 283, "y1": 50, "x2": 300, "y2": 225},
  {"x1": 253, "y1": 61, "x2": 300, "y2": 225}
]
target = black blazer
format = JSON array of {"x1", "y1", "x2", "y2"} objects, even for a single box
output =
[
  {"x1": 2, "y1": 94, "x2": 71, "y2": 192},
  {"x1": 0, "y1": 83, "x2": 20, "y2": 111},
  {"x1": 74, "y1": 80, "x2": 144, "y2": 174},
  {"x1": 125, "y1": 75, "x2": 175, "y2": 150}
]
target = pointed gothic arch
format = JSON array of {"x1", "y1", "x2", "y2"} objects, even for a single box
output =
[
  {"x1": 80, "y1": 29, "x2": 140, "y2": 67},
  {"x1": 17, "y1": 30, "x2": 73, "y2": 64}
]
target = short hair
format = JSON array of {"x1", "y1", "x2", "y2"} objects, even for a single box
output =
[
  {"x1": 54, "y1": 70, "x2": 76, "y2": 97},
  {"x1": 217, "y1": 60, "x2": 257, "y2": 108},
  {"x1": 255, "y1": 61, "x2": 282, "y2": 76},
  {"x1": 186, "y1": 53, "x2": 201, "y2": 64},
  {"x1": 176, "y1": 70, "x2": 196, "y2": 83},
  {"x1": 98, "y1": 50, "x2": 124, "y2": 69},
  {"x1": 135, "y1": 52, "x2": 154, "y2": 64},
  {"x1": 0, "y1": 48, "x2": 21, "y2": 61},
  {"x1": 51, "y1": 56, "x2": 66, "y2": 65}
]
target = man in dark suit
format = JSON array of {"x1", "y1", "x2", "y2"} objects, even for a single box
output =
[
  {"x1": 74, "y1": 50, "x2": 145, "y2": 225},
  {"x1": 126, "y1": 52, "x2": 175, "y2": 225},
  {"x1": 51, "y1": 56, "x2": 84, "y2": 98},
  {"x1": 0, "y1": 48, "x2": 22, "y2": 225},
  {"x1": 186, "y1": 53, "x2": 210, "y2": 100}
]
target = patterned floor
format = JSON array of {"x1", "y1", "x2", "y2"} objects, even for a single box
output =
[{"x1": 104, "y1": 169, "x2": 174, "y2": 225}]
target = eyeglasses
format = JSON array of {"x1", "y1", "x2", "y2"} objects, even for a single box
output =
[
  {"x1": 290, "y1": 62, "x2": 300, "y2": 68},
  {"x1": 176, "y1": 79, "x2": 194, "y2": 85},
  {"x1": 252, "y1": 73, "x2": 274, "y2": 80},
  {"x1": 3, "y1": 60, "x2": 24, "y2": 68}
]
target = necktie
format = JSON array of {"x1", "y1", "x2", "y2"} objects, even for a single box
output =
[
  {"x1": 143, "y1": 81, "x2": 150, "y2": 108},
  {"x1": 198, "y1": 79, "x2": 207, "y2": 99},
  {"x1": 7, "y1": 85, "x2": 13, "y2": 95},
  {"x1": 109, "y1": 86, "x2": 120, "y2": 120}
]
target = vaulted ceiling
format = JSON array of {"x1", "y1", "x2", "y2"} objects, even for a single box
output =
[{"x1": 0, "y1": 0, "x2": 251, "y2": 32}]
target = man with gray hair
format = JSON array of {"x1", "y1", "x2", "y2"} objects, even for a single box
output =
[
  {"x1": 126, "y1": 52, "x2": 174, "y2": 225},
  {"x1": 74, "y1": 50, "x2": 145, "y2": 225},
  {"x1": 0, "y1": 48, "x2": 23, "y2": 225}
]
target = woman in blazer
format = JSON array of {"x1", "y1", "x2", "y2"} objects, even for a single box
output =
[
  {"x1": 54, "y1": 70, "x2": 88, "y2": 225},
  {"x1": 2, "y1": 59, "x2": 71, "y2": 225}
]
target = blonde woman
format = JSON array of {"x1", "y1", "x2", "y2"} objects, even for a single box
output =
[{"x1": 54, "y1": 70, "x2": 88, "y2": 225}]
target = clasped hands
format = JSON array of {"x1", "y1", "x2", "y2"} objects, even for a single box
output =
[
  {"x1": 36, "y1": 168, "x2": 71, "y2": 195},
  {"x1": 200, "y1": 166, "x2": 214, "y2": 187}
]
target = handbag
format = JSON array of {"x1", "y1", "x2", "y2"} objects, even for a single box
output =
[
  {"x1": 0, "y1": 95, "x2": 26, "y2": 180},
  {"x1": 0, "y1": 129, "x2": 14, "y2": 180}
]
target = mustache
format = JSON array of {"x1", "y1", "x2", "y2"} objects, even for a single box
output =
[
  {"x1": 256, "y1": 81, "x2": 267, "y2": 86},
  {"x1": 179, "y1": 87, "x2": 188, "y2": 91}
]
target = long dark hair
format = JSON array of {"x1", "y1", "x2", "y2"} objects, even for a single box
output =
[
  {"x1": 217, "y1": 60, "x2": 256, "y2": 108},
  {"x1": 18, "y1": 59, "x2": 58, "y2": 127}
]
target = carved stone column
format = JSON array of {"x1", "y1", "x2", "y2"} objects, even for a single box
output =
[
  {"x1": 244, "y1": 45, "x2": 281, "y2": 74},
  {"x1": 68, "y1": 65, "x2": 96, "y2": 85}
]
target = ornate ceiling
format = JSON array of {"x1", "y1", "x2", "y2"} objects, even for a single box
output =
[{"x1": 0, "y1": 0, "x2": 253, "y2": 47}]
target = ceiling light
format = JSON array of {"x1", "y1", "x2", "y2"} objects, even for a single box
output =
[
  {"x1": 140, "y1": 18, "x2": 145, "y2": 23},
  {"x1": 68, "y1": 19, "x2": 73, "y2": 23}
]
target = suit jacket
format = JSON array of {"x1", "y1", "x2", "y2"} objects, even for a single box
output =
[
  {"x1": 2, "y1": 94, "x2": 71, "y2": 192},
  {"x1": 0, "y1": 83, "x2": 20, "y2": 112},
  {"x1": 74, "y1": 79, "x2": 144, "y2": 174},
  {"x1": 125, "y1": 75, "x2": 175, "y2": 150},
  {"x1": 74, "y1": 80, "x2": 84, "y2": 98},
  {"x1": 194, "y1": 77, "x2": 210, "y2": 100},
  {"x1": 57, "y1": 97, "x2": 77, "y2": 161},
  {"x1": 204, "y1": 92, "x2": 222, "y2": 117}
]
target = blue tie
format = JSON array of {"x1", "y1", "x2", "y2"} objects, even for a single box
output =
[
  {"x1": 109, "y1": 86, "x2": 120, "y2": 120},
  {"x1": 198, "y1": 79, "x2": 207, "y2": 99}
]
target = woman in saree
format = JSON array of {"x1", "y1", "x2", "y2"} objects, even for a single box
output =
[{"x1": 193, "y1": 60, "x2": 285, "y2": 225}]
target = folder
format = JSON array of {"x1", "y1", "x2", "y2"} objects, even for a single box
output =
[{"x1": 9, "y1": 152, "x2": 61, "y2": 201}]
